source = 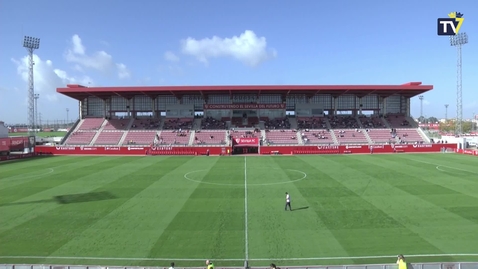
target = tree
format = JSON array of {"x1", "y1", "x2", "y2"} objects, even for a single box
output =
[
  {"x1": 428, "y1": 117, "x2": 439, "y2": 123},
  {"x1": 439, "y1": 121, "x2": 473, "y2": 133}
]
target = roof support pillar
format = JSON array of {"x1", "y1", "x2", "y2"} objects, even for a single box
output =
[
  {"x1": 103, "y1": 99, "x2": 107, "y2": 118},
  {"x1": 152, "y1": 97, "x2": 157, "y2": 118},
  {"x1": 358, "y1": 96, "x2": 362, "y2": 116},
  {"x1": 334, "y1": 97, "x2": 338, "y2": 116},
  {"x1": 381, "y1": 96, "x2": 387, "y2": 115}
]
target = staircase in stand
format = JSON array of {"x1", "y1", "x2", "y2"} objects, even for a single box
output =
[
  {"x1": 362, "y1": 130, "x2": 374, "y2": 144},
  {"x1": 188, "y1": 130, "x2": 196, "y2": 145},
  {"x1": 330, "y1": 130, "x2": 339, "y2": 145},
  {"x1": 381, "y1": 117, "x2": 391, "y2": 128},
  {"x1": 89, "y1": 120, "x2": 109, "y2": 145},
  {"x1": 118, "y1": 131, "x2": 129, "y2": 145},
  {"x1": 296, "y1": 131, "x2": 304, "y2": 145}
]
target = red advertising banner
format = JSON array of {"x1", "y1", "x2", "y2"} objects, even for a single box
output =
[
  {"x1": 0, "y1": 137, "x2": 29, "y2": 151},
  {"x1": 204, "y1": 103, "x2": 286, "y2": 110},
  {"x1": 33, "y1": 143, "x2": 457, "y2": 156},
  {"x1": 457, "y1": 149, "x2": 478, "y2": 156},
  {"x1": 234, "y1": 137, "x2": 259, "y2": 145},
  {"x1": 0, "y1": 138, "x2": 9, "y2": 152}
]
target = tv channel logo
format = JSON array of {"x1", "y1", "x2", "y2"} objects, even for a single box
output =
[{"x1": 437, "y1": 12, "x2": 464, "y2": 36}]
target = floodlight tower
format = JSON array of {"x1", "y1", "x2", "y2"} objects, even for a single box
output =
[
  {"x1": 23, "y1": 36, "x2": 40, "y2": 136},
  {"x1": 34, "y1": 93, "x2": 40, "y2": 130},
  {"x1": 419, "y1": 95, "x2": 424, "y2": 119},
  {"x1": 450, "y1": 32, "x2": 468, "y2": 134},
  {"x1": 66, "y1": 108, "x2": 69, "y2": 125},
  {"x1": 445, "y1": 104, "x2": 449, "y2": 120}
]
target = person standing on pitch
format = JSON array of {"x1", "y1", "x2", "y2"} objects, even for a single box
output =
[{"x1": 285, "y1": 192, "x2": 292, "y2": 211}]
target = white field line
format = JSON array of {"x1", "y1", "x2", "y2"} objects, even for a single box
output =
[
  {"x1": 244, "y1": 156, "x2": 249, "y2": 262},
  {"x1": 410, "y1": 158, "x2": 478, "y2": 174},
  {"x1": 1, "y1": 254, "x2": 478, "y2": 262}
]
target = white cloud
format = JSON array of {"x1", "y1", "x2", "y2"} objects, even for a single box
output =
[
  {"x1": 164, "y1": 51, "x2": 180, "y2": 62},
  {"x1": 65, "y1": 34, "x2": 130, "y2": 79},
  {"x1": 11, "y1": 54, "x2": 93, "y2": 102},
  {"x1": 423, "y1": 100, "x2": 431, "y2": 106},
  {"x1": 116, "y1": 63, "x2": 131, "y2": 79},
  {"x1": 180, "y1": 30, "x2": 277, "y2": 67}
]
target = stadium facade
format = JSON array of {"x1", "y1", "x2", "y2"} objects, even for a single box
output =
[{"x1": 31, "y1": 82, "x2": 461, "y2": 156}]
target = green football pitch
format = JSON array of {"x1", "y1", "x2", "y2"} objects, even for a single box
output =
[{"x1": 1, "y1": 154, "x2": 477, "y2": 267}]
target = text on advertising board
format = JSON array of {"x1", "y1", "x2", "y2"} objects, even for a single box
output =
[{"x1": 204, "y1": 103, "x2": 286, "y2": 110}]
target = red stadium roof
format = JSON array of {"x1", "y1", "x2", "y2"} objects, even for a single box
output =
[{"x1": 57, "y1": 82, "x2": 433, "y2": 100}]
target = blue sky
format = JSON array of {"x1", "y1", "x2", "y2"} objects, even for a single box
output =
[{"x1": 0, "y1": 0, "x2": 477, "y2": 124}]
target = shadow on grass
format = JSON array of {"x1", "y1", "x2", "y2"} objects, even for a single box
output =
[
  {"x1": 292, "y1": 206, "x2": 309, "y2": 211},
  {"x1": 0, "y1": 191, "x2": 117, "y2": 207}
]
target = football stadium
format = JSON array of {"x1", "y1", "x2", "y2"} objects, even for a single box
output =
[{"x1": 1, "y1": 82, "x2": 478, "y2": 269}]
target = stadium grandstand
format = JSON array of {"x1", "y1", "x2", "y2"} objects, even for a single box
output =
[{"x1": 57, "y1": 82, "x2": 433, "y2": 153}]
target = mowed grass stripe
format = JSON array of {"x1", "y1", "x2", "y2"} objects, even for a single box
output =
[
  {"x1": 44, "y1": 157, "x2": 196, "y2": 264},
  {"x1": 353, "y1": 155, "x2": 478, "y2": 254},
  {"x1": 0, "y1": 157, "x2": 184, "y2": 261},
  {"x1": 144, "y1": 157, "x2": 244, "y2": 266},
  {"x1": 0, "y1": 156, "x2": 126, "y2": 197},
  {"x1": 0, "y1": 156, "x2": 82, "y2": 176},
  {"x1": 398, "y1": 154, "x2": 478, "y2": 175},
  {"x1": 247, "y1": 156, "x2": 350, "y2": 261},
  {"x1": 350, "y1": 155, "x2": 478, "y2": 225},
  {"x1": 0, "y1": 157, "x2": 137, "y2": 233},
  {"x1": 320, "y1": 155, "x2": 475, "y2": 257},
  {"x1": 296, "y1": 155, "x2": 445, "y2": 259}
]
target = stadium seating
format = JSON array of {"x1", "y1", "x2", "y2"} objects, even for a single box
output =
[
  {"x1": 264, "y1": 117, "x2": 291, "y2": 129},
  {"x1": 367, "y1": 129, "x2": 395, "y2": 144},
  {"x1": 77, "y1": 118, "x2": 104, "y2": 130},
  {"x1": 201, "y1": 117, "x2": 227, "y2": 129},
  {"x1": 297, "y1": 117, "x2": 327, "y2": 129},
  {"x1": 123, "y1": 131, "x2": 157, "y2": 145},
  {"x1": 194, "y1": 130, "x2": 227, "y2": 145},
  {"x1": 231, "y1": 117, "x2": 242, "y2": 126},
  {"x1": 386, "y1": 114, "x2": 411, "y2": 128},
  {"x1": 264, "y1": 130, "x2": 298, "y2": 144},
  {"x1": 358, "y1": 116, "x2": 386, "y2": 128},
  {"x1": 65, "y1": 132, "x2": 96, "y2": 145},
  {"x1": 230, "y1": 130, "x2": 259, "y2": 138},
  {"x1": 95, "y1": 131, "x2": 124, "y2": 145},
  {"x1": 247, "y1": 117, "x2": 259, "y2": 126},
  {"x1": 159, "y1": 130, "x2": 191, "y2": 145},
  {"x1": 131, "y1": 118, "x2": 161, "y2": 130},
  {"x1": 163, "y1": 118, "x2": 193, "y2": 130},
  {"x1": 333, "y1": 129, "x2": 368, "y2": 144},
  {"x1": 301, "y1": 129, "x2": 334, "y2": 144},
  {"x1": 395, "y1": 128, "x2": 426, "y2": 143},
  {"x1": 103, "y1": 119, "x2": 130, "y2": 130},
  {"x1": 328, "y1": 116, "x2": 360, "y2": 129}
]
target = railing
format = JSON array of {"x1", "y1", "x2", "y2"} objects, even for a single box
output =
[{"x1": 1, "y1": 262, "x2": 478, "y2": 269}]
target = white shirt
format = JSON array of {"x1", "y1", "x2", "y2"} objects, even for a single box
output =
[{"x1": 286, "y1": 194, "x2": 290, "y2": 203}]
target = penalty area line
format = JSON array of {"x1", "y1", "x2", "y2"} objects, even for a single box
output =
[{"x1": 1, "y1": 254, "x2": 478, "y2": 262}]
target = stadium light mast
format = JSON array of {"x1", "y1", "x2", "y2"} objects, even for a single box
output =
[
  {"x1": 23, "y1": 35, "x2": 40, "y2": 136},
  {"x1": 34, "y1": 93, "x2": 40, "y2": 130},
  {"x1": 66, "y1": 108, "x2": 69, "y2": 125},
  {"x1": 419, "y1": 95, "x2": 424, "y2": 120},
  {"x1": 445, "y1": 104, "x2": 449, "y2": 121},
  {"x1": 450, "y1": 32, "x2": 468, "y2": 135}
]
